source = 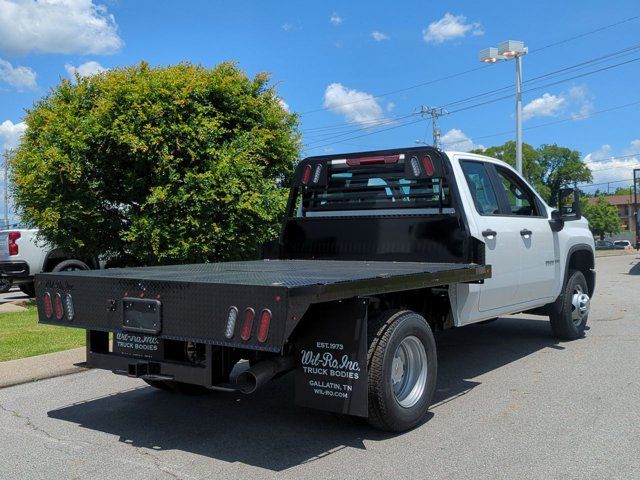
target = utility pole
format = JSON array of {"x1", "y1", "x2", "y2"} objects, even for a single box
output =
[{"x1": 418, "y1": 106, "x2": 447, "y2": 148}]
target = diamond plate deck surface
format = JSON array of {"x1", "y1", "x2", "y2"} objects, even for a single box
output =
[{"x1": 50, "y1": 260, "x2": 483, "y2": 288}]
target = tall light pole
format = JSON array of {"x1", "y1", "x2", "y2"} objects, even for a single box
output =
[{"x1": 479, "y1": 40, "x2": 528, "y2": 175}]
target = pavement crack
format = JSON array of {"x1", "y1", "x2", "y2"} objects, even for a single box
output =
[
  {"x1": 0, "y1": 400, "x2": 64, "y2": 444},
  {"x1": 132, "y1": 446, "x2": 187, "y2": 480}
]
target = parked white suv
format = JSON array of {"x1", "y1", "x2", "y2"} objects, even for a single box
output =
[{"x1": 0, "y1": 228, "x2": 97, "y2": 296}]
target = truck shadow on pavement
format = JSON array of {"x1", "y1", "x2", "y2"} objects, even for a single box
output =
[{"x1": 48, "y1": 316, "x2": 561, "y2": 471}]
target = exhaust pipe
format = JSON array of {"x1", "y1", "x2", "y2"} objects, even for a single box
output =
[{"x1": 236, "y1": 356, "x2": 294, "y2": 394}]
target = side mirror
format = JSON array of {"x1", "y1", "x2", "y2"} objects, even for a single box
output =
[
  {"x1": 549, "y1": 209, "x2": 564, "y2": 232},
  {"x1": 558, "y1": 187, "x2": 581, "y2": 221}
]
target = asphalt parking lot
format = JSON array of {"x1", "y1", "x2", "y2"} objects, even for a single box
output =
[{"x1": 0, "y1": 254, "x2": 638, "y2": 479}]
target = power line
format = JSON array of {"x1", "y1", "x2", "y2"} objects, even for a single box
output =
[
  {"x1": 304, "y1": 51, "x2": 640, "y2": 149},
  {"x1": 297, "y1": 14, "x2": 640, "y2": 116},
  {"x1": 304, "y1": 38, "x2": 636, "y2": 142},
  {"x1": 529, "y1": 14, "x2": 640, "y2": 55}
]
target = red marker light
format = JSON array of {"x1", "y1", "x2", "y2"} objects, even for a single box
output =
[
  {"x1": 53, "y1": 293, "x2": 64, "y2": 320},
  {"x1": 422, "y1": 155, "x2": 435, "y2": 176},
  {"x1": 241, "y1": 308, "x2": 255, "y2": 341},
  {"x1": 302, "y1": 164, "x2": 312, "y2": 185},
  {"x1": 43, "y1": 292, "x2": 53, "y2": 319},
  {"x1": 257, "y1": 309, "x2": 272, "y2": 343}
]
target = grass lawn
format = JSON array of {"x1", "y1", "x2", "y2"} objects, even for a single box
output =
[{"x1": 0, "y1": 303, "x2": 85, "y2": 362}]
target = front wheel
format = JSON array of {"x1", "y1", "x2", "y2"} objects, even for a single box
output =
[
  {"x1": 549, "y1": 270, "x2": 590, "y2": 340},
  {"x1": 366, "y1": 310, "x2": 437, "y2": 432}
]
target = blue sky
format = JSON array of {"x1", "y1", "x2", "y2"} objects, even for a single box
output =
[{"x1": 1, "y1": 0, "x2": 639, "y2": 196}]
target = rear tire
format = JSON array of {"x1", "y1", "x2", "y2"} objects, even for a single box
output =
[
  {"x1": 51, "y1": 259, "x2": 90, "y2": 272},
  {"x1": 19, "y1": 282, "x2": 35, "y2": 297},
  {"x1": 366, "y1": 310, "x2": 437, "y2": 432},
  {"x1": 549, "y1": 270, "x2": 590, "y2": 340}
]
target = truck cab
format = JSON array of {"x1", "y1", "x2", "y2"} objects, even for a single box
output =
[{"x1": 445, "y1": 151, "x2": 595, "y2": 326}]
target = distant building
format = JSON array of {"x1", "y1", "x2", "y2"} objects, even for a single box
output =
[{"x1": 588, "y1": 194, "x2": 638, "y2": 233}]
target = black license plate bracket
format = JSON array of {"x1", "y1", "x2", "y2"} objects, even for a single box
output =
[{"x1": 122, "y1": 297, "x2": 162, "y2": 334}]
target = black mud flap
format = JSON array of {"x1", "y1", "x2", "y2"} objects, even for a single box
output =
[{"x1": 294, "y1": 298, "x2": 368, "y2": 417}]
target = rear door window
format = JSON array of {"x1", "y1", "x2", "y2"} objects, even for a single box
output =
[{"x1": 460, "y1": 161, "x2": 500, "y2": 215}]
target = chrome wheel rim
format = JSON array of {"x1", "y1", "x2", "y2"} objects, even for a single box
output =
[
  {"x1": 571, "y1": 284, "x2": 590, "y2": 326},
  {"x1": 391, "y1": 336, "x2": 428, "y2": 408}
]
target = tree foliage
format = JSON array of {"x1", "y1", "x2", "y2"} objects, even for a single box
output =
[
  {"x1": 583, "y1": 196, "x2": 621, "y2": 240},
  {"x1": 11, "y1": 62, "x2": 301, "y2": 265},
  {"x1": 471, "y1": 141, "x2": 592, "y2": 204}
]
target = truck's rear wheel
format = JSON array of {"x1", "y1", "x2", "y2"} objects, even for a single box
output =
[
  {"x1": 366, "y1": 310, "x2": 437, "y2": 432},
  {"x1": 549, "y1": 269, "x2": 590, "y2": 340}
]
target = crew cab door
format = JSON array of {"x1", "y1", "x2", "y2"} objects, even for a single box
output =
[
  {"x1": 458, "y1": 159, "x2": 556, "y2": 313},
  {"x1": 491, "y1": 165, "x2": 557, "y2": 304}
]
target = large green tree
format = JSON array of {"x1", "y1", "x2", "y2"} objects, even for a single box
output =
[
  {"x1": 11, "y1": 62, "x2": 300, "y2": 265},
  {"x1": 472, "y1": 141, "x2": 592, "y2": 204},
  {"x1": 583, "y1": 196, "x2": 621, "y2": 240}
]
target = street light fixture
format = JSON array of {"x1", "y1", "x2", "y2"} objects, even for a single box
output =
[{"x1": 479, "y1": 40, "x2": 528, "y2": 175}]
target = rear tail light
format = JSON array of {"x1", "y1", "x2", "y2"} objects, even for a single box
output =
[
  {"x1": 257, "y1": 309, "x2": 272, "y2": 343},
  {"x1": 225, "y1": 306, "x2": 238, "y2": 339},
  {"x1": 301, "y1": 164, "x2": 312, "y2": 185},
  {"x1": 422, "y1": 155, "x2": 435, "y2": 176},
  {"x1": 63, "y1": 294, "x2": 75, "y2": 320},
  {"x1": 8, "y1": 231, "x2": 20, "y2": 256},
  {"x1": 53, "y1": 293, "x2": 64, "y2": 320},
  {"x1": 241, "y1": 308, "x2": 255, "y2": 341},
  {"x1": 43, "y1": 292, "x2": 53, "y2": 319}
]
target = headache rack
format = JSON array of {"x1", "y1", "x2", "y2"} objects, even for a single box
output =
[{"x1": 298, "y1": 152, "x2": 450, "y2": 214}]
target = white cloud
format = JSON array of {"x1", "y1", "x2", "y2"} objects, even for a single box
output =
[
  {"x1": 371, "y1": 31, "x2": 389, "y2": 42},
  {"x1": 323, "y1": 83, "x2": 386, "y2": 127},
  {"x1": 623, "y1": 139, "x2": 640, "y2": 156},
  {"x1": 278, "y1": 98, "x2": 290, "y2": 112},
  {"x1": 386, "y1": 102, "x2": 395, "y2": 112},
  {"x1": 65, "y1": 61, "x2": 107, "y2": 78},
  {"x1": 422, "y1": 13, "x2": 483, "y2": 44},
  {"x1": 0, "y1": 58, "x2": 36, "y2": 90},
  {"x1": 0, "y1": 0, "x2": 123, "y2": 55},
  {"x1": 522, "y1": 93, "x2": 566, "y2": 121},
  {"x1": 582, "y1": 141, "x2": 639, "y2": 188},
  {"x1": 330, "y1": 13, "x2": 343, "y2": 26},
  {"x1": 282, "y1": 23, "x2": 301, "y2": 32},
  {"x1": 568, "y1": 85, "x2": 595, "y2": 120},
  {"x1": 523, "y1": 85, "x2": 595, "y2": 122},
  {"x1": 440, "y1": 128, "x2": 484, "y2": 152},
  {"x1": 0, "y1": 120, "x2": 26, "y2": 151}
]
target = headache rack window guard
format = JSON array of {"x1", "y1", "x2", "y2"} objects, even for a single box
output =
[{"x1": 302, "y1": 176, "x2": 450, "y2": 213}]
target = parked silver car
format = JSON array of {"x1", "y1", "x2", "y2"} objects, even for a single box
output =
[{"x1": 0, "y1": 228, "x2": 98, "y2": 296}]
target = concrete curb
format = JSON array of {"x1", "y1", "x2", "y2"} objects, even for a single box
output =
[{"x1": 0, "y1": 347, "x2": 87, "y2": 389}]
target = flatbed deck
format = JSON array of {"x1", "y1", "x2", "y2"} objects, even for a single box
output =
[
  {"x1": 50, "y1": 259, "x2": 490, "y2": 289},
  {"x1": 36, "y1": 260, "x2": 491, "y2": 352}
]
